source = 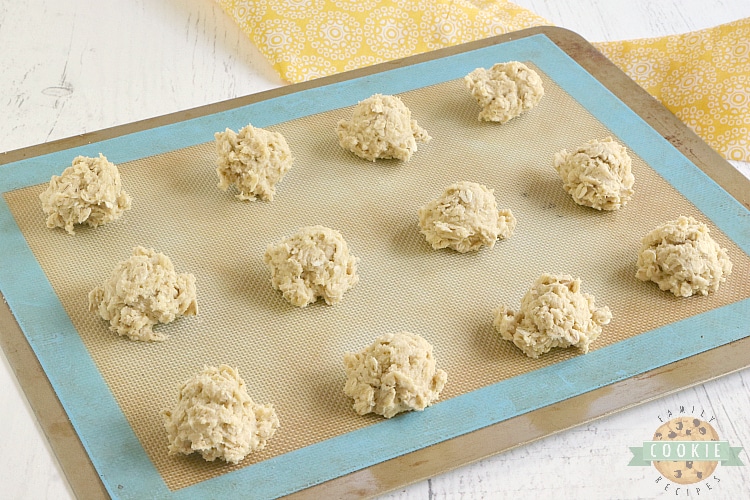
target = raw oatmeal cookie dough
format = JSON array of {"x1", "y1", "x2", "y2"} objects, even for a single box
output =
[
  {"x1": 214, "y1": 124, "x2": 293, "y2": 201},
  {"x1": 39, "y1": 153, "x2": 132, "y2": 235},
  {"x1": 344, "y1": 331, "x2": 447, "y2": 419},
  {"x1": 418, "y1": 181, "x2": 516, "y2": 253},
  {"x1": 88, "y1": 246, "x2": 197, "y2": 342},
  {"x1": 494, "y1": 274, "x2": 612, "y2": 358},
  {"x1": 336, "y1": 93, "x2": 431, "y2": 162},
  {"x1": 464, "y1": 61, "x2": 544, "y2": 123},
  {"x1": 553, "y1": 137, "x2": 635, "y2": 210},
  {"x1": 264, "y1": 226, "x2": 359, "y2": 307},
  {"x1": 636, "y1": 216, "x2": 733, "y2": 297},
  {"x1": 162, "y1": 365, "x2": 279, "y2": 464}
]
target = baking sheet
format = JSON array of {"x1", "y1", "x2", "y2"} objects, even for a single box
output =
[{"x1": 1, "y1": 28, "x2": 749, "y2": 499}]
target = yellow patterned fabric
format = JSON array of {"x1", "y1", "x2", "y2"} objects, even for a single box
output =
[
  {"x1": 595, "y1": 19, "x2": 750, "y2": 162},
  {"x1": 215, "y1": 0, "x2": 750, "y2": 162},
  {"x1": 215, "y1": 0, "x2": 547, "y2": 82}
]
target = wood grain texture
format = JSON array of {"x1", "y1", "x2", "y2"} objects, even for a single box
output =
[{"x1": 0, "y1": 1, "x2": 748, "y2": 498}]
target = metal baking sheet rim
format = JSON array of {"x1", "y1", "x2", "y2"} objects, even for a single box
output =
[{"x1": 1, "y1": 27, "x2": 748, "y2": 499}]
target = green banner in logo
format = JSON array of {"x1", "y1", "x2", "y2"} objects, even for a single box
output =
[{"x1": 629, "y1": 441, "x2": 745, "y2": 467}]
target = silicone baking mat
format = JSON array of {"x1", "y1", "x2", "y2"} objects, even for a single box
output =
[{"x1": 1, "y1": 30, "x2": 749, "y2": 499}]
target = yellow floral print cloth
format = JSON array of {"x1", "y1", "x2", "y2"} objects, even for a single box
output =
[
  {"x1": 216, "y1": 0, "x2": 547, "y2": 81},
  {"x1": 595, "y1": 19, "x2": 750, "y2": 162},
  {"x1": 215, "y1": 0, "x2": 750, "y2": 162}
]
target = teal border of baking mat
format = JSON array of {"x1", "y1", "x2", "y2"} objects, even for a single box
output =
[{"x1": 2, "y1": 34, "x2": 749, "y2": 499}]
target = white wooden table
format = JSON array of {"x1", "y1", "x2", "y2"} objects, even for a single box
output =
[{"x1": 1, "y1": 1, "x2": 749, "y2": 498}]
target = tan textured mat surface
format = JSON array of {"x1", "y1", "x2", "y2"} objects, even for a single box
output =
[{"x1": 5, "y1": 73, "x2": 750, "y2": 491}]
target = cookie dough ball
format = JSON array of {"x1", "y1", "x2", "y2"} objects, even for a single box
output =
[
  {"x1": 553, "y1": 137, "x2": 635, "y2": 210},
  {"x1": 161, "y1": 365, "x2": 279, "y2": 464},
  {"x1": 214, "y1": 124, "x2": 293, "y2": 201},
  {"x1": 494, "y1": 274, "x2": 612, "y2": 358},
  {"x1": 344, "y1": 331, "x2": 447, "y2": 419},
  {"x1": 464, "y1": 61, "x2": 544, "y2": 123},
  {"x1": 39, "y1": 154, "x2": 132, "y2": 235},
  {"x1": 263, "y1": 226, "x2": 359, "y2": 307},
  {"x1": 418, "y1": 181, "x2": 516, "y2": 253},
  {"x1": 336, "y1": 93, "x2": 431, "y2": 162},
  {"x1": 88, "y1": 247, "x2": 197, "y2": 341},
  {"x1": 636, "y1": 216, "x2": 733, "y2": 297}
]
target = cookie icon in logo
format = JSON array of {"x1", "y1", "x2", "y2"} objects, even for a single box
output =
[{"x1": 652, "y1": 417, "x2": 720, "y2": 484}]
